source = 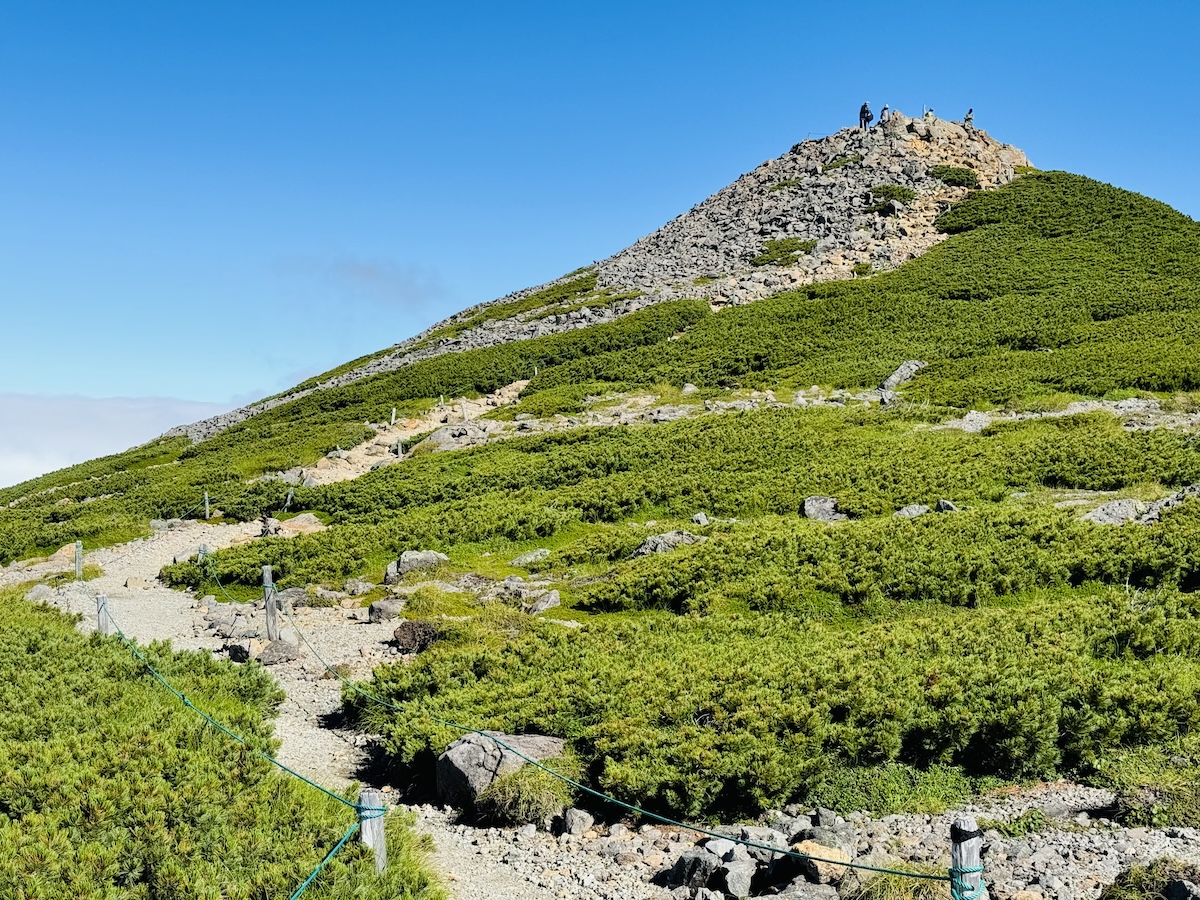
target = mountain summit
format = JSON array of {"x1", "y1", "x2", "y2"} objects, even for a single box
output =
[{"x1": 172, "y1": 111, "x2": 1028, "y2": 441}]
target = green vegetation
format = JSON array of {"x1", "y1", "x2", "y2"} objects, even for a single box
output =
[
  {"x1": 751, "y1": 237, "x2": 819, "y2": 267},
  {"x1": 475, "y1": 752, "x2": 580, "y2": 825},
  {"x1": 977, "y1": 809, "x2": 1048, "y2": 837},
  {"x1": 852, "y1": 262, "x2": 873, "y2": 276},
  {"x1": 871, "y1": 184, "x2": 917, "y2": 203},
  {"x1": 769, "y1": 178, "x2": 804, "y2": 192},
  {"x1": 0, "y1": 585, "x2": 441, "y2": 899},
  {"x1": 824, "y1": 154, "x2": 863, "y2": 172},
  {"x1": 929, "y1": 165, "x2": 979, "y2": 188},
  {"x1": 1099, "y1": 859, "x2": 1200, "y2": 900}
]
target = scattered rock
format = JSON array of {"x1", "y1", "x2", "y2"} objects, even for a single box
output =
[
  {"x1": 682, "y1": 383, "x2": 700, "y2": 395},
  {"x1": 792, "y1": 839, "x2": 850, "y2": 884},
  {"x1": 894, "y1": 504, "x2": 930, "y2": 518},
  {"x1": 436, "y1": 731, "x2": 566, "y2": 808},
  {"x1": 691, "y1": 512, "x2": 710, "y2": 526},
  {"x1": 344, "y1": 578, "x2": 374, "y2": 596},
  {"x1": 510, "y1": 549, "x2": 551, "y2": 567},
  {"x1": 525, "y1": 590, "x2": 561, "y2": 614},
  {"x1": 1083, "y1": 498, "x2": 1147, "y2": 525},
  {"x1": 398, "y1": 550, "x2": 449, "y2": 574},
  {"x1": 630, "y1": 531, "x2": 706, "y2": 558},
  {"x1": 25, "y1": 584, "x2": 54, "y2": 602},
  {"x1": 718, "y1": 858, "x2": 757, "y2": 897},
  {"x1": 259, "y1": 639, "x2": 299, "y2": 666},
  {"x1": 935, "y1": 498, "x2": 960, "y2": 512},
  {"x1": 564, "y1": 808, "x2": 594, "y2": 836},
  {"x1": 802, "y1": 496, "x2": 847, "y2": 522},
  {"x1": 880, "y1": 360, "x2": 928, "y2": 391},
  {"x1": 368, "y1": 598, "x2": 405, "y2": 623},
  {"x1": 124, "y1": 577, "x2": 151, "y2": 590},
  {"x1": 668, "y1": 848, "x2": 721, "y2": 891},
  {"x1": 277, "y1": 513, "x2": 326, "y2": 535}
]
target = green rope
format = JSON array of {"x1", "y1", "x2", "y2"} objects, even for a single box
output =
[
  {"x1": 288, "y1": 822, "x2": 361, "y2": 900},
  {"x1": 950, "y1": 865, "x2": 986, "y2": 900},
  {"x1": 277, "y1": 604, "x2": 951, "y2": 884},
  {"x1": 105, "y1": 606, "x2": 381, "y2": 816}
]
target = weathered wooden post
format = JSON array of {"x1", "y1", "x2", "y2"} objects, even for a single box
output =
[
  {"x1": 75, "y1": 540, "x2": 83, "y2": 580},
  {"x1": 950, "y1": 815, "x2": 988, "y2": 900},
  {"x1": 95, "y1": 594, "x2": 114, "y2": 636},
  {"x1": 204, "y1": 491, "x2": 210, "y2": 520},
  {"x1": 263, "y1": 565, "x2": 279, "y2": 642},
  {"x1": 360, "y1": 789, "x2": 387, "y2": 873},
  {"x1": 391, "y1": 407, "x2": 396, "y2": 426},
  {"x1": 284, "y1": 488, "x2": 294, "y2": 511}
]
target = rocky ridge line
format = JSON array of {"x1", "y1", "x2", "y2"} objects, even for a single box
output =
[{"x1": 166, "y1": 112, "x2": 1028, "y2": 443}]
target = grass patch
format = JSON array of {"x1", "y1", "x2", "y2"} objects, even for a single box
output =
[
  {"x1": 752, "y1": 238, "x2": 819, "y2": 267},
  {"x1": 929, "y1": 165, "x2": 979, "y2": 188}
]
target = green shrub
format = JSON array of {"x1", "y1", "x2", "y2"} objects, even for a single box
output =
[
  {"x1": 852, "y1": 262, "x2": 873, "y2": 277},
  {"x1": 824, "y1": 154, "x2": 863, "y2": 172},
  {"x1": 751, "y1": 238, "x2": 819, "y2": 267},
  {"x1": 1099, "y1": 859, "x2": 1200, "y2": 900},
  {"x1": 929, "y1": 165, "x2": 979, "y2": 188},
  {"x1": 871, "y1": 185, "x2": 917, "y2": 203},
  {"x1": 474, "y1": 753, "x2": 579, "y2": 825}
]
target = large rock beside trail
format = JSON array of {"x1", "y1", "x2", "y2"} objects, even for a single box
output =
[
  {"x1": 393, "y1": 619, "x2": 438, "y2": 654},
  {"x1": 368, "y1": 598, "x2": 405, "y2": 623},
  {"x1": 259, "y1": 639, "x2": 299, "y2": 666},
  {"x1": 436, "y1": 731, "x2": 566, "y2": 809},
  {"x1": 630, "y1": 530, "x2": 706, "y2": 558}
]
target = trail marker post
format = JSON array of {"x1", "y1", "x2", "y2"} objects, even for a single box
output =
[
  {"x1": 75, "y1": 540, "x2": 83, "y2": 581},
  {"x1": 96, "y1": 594, "x2": 114, "y2": 636},
  {"x1": 263, "y1": 565, "x2": 279, "y2": 642},
  {"x1": 204, "y1": 491, "x2": 210, "y2": 520},
  {"x1": 391, "y1": 407, "x2": 396, "y2": 426},
  {"x1": 360, "y1": 789, "x2": 387, "y2": 873},
  {"x1": 284, "y1": 488, "x2": 294, "y2": 511},
  {"x1": 950, "y1": 815, "x2": 988, "y2": 900}
]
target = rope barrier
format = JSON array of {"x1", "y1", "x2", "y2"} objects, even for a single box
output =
[
  {"x1": 100, "y1": 602, "x2": 385, "y2": 899},
  {"x1": 275, "y1": 601, "x2": 952, "y2": 884}
]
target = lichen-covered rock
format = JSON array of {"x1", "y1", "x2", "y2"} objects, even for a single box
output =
[
  {"x1": 630, "y1": 531, "x2": 706, "y2": 558},
  {"x1": 436, "y1": 731, "x2": 566, "y2": 809}
]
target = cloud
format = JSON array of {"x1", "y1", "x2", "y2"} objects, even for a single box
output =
[
  {"x1": 0, "y1": 393, "x2": 230, "y2": 489},
  {"x1": 274, "y1": 255, "x2": 449, "y2": 311}
]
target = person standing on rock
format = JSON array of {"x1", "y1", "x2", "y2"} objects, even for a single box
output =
[
  {"x1": 964, "y1": 108, "x2": 974, "y2": 129},
  {"x1": 859, "y1": 102, "x2": 873, "y2": 130},
  {"x1": 879, "y1": 104, "x2": 890, "y2": 124}
]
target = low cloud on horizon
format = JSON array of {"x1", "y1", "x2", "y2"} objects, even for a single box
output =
[{"x1": 0, "y1": 393, "x2": 231, "y2": 489}]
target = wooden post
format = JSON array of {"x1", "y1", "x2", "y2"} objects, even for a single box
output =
[
  {"x1": 263, "y1": 565, "x2": 279, "y2": 642},
  {"x1": 204, "y1": 491, "x2": 210, "y2": 520},
  {"x1": 75, "y1": 540, "x2": 83, "y2": 581},
  {"x1": 950, "y1": 815, "x2": 988, "y2": 900},
  {"x1": 284, "y1": 488, "x2": 294, "y2": 511},
  {"x1": 360, "y1": 789, "x2": 387, "y2": 873},
  {"x1": 96, "y1": 594, "x2": 114, "y2": 636},
  {"x1": 391, "y1": 407, "x2": 396, "y2": 426}
]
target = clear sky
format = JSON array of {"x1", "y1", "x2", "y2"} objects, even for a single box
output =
[{"x1": 1, "y1": 1, "x2": 1197, "y2": 486}]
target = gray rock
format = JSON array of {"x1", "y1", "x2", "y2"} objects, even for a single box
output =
[
  {"x1": 172, "y1": 547, "x2": 203, "y2": 565},
  {"x1": 259, "y1": 639, "x2": 299, "y2": 666},
  {"x1": 719, "y1": 859, "x2": 757, "y2": 898},
  {"x1": 704, "y1": 837, "x2": 736, "y2": 860},
  {"x1": 682, "y1": 383, "x2": 700, "y2": 395},
  {"x1": 510, "y1": 548, "x2": 551, "y2": 567},
  {"x1": 813, "y1": 808, "x2": 840, "y2": 827},
  {"x1": 275, "y1": 586, "x2": 307, "y2": 607},
  {"x1": 1083, "y1": 498, "x2": 1147, "y2": 525},
  {"x1": 398, "y1": 550, "x2": 449, "y2": 574},
  {"x1": 436, "y1": 731, "x2": 566, "y2": 809},
  {"x1": 630, "y1": 530, "x2": 706, "y2": 558},
  {"x1": 25, "y1": 584, "x2": 54, "y2": 602},
  {"x1": 149, "y1": 519, "x2": 169, "y2": 531},
  {"x1": 564, "y1": 807, "x2": 594, "y2": 835},
  {"x1": 344, "y1": 578, "x2": 374, "y2": 596},
  {"x1": 668, "y1": 848, "x2": 721, "y2": 890},
  {"x1": 738, "y1": 825, "x2": 788, "y2": 864},
  {"x1": 526, "y1": 590, "x2": 561, "y2": 615},
  {"x1": 935, "y1": 498, "x2": 960, "y2": 512},
  {"x1": 393, "y1": 619, "x2": 438, "y2": 654},
  {"x1": 691, "y1": 512, "x2": 710, "y2": 526},
  {"x1": 879, "y1": 360, "x2": 928, "y2": 392},
  {"x1": 779, "y1": 880, "x2": 839, "y2": 899},
  {"x1": 894, "y1": 504, "x2": 930, "y2": 518},
  {"x1": 368, "y1": 599, "x2": 406, "y2": 623},
  {"x1": 802, "y1": 496, "x2": 847, "y2": 522}
]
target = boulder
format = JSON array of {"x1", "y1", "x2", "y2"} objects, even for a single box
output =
[
  {"x1": 738, "y1": 825, "x2": 789, "y2": 864},
  {"x1": 668, "y1": 847, "x2": 721, "y2": 891},
  {"x1": 682, "y1": 383, "x2": 700, "y2": 395},
  {"x1": 691, "y1": 512, "x2": 710, "y2": 526},
  {"x1": 894, "y1": 504, "x2": 930, "y2": 518},
  {"x1": 436, "y1": 731, "x2": 566, "y2": 809},
  {"x1": 802, "y1": 496, "x2": 847, "y2": 522},
  {"x1": 718, "y1": 859, "x2": 757, "y2": 898},
  {"x1": 792, "y1": 839, "x2": 849, "y2": 884},
  {"x1": 278, "y1": 513, "x2": 326, "y2": 535},
  {"x1": 393, "y1": 620, "x2": 438, "y2": 654},
  {"x1": 564, "y1": 807, "x2": 594, "y2": 836},
  {"x1": 276, "y1": 586, "x2": 308, "y2": 607},
  {"x1": 398, "y1": 550, "x2": 449, "y2": 574},
  {"x1": 1167, "y1": 881, "x2": 1200, "y2": 900},
  {"x1": 510, "y1": 548, "x2": 551, "y2": 567},
  {"x1": 344, "y1": 578, "x2": 374, "y2": 596},
  {"x1": 879, "y1": 360, "x2": 927, "y2": 391},
  {"x1": 124, "y1": 577, "x2": 151, "y2": 590},
  {"x1": 935, "y1": 498, "x2": 960, "y2": 513},
  {"x1": 172, "y1": 547, "x2": 203, "y2": 565},
  {"x1": 368, "y1": 599, "x2": 405, "y2": 623},
  {"x1": 526, "y1": 590, "x2": 561, "y2": 614},
  {"x1": 1083, "y1": 498, "x2": 1147, "y2": 525},
  {"x1": 779, "y1": 880, "x2": 839, "y2": 899},
  {"x1": 630, "y1": 530, "x2": 706, "y2": 558},
  {"x1": 259, "y1": 639, "x2": 299, "y2": 666}
]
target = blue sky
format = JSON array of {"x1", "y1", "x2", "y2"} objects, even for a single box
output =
[{"x1": 1, "y1": 1, "x2": 1197, "y2": 485}]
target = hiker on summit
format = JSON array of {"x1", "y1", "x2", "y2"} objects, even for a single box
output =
[
  {"x1": 964, "y1": 108, "x2": 974, "y2": 128},
  {"x1": 859, "y1": 102, "x2": 873, "y2": 130},
  {"x1": 879, "y1": 104, "x2": 890, "y2": 124}
]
